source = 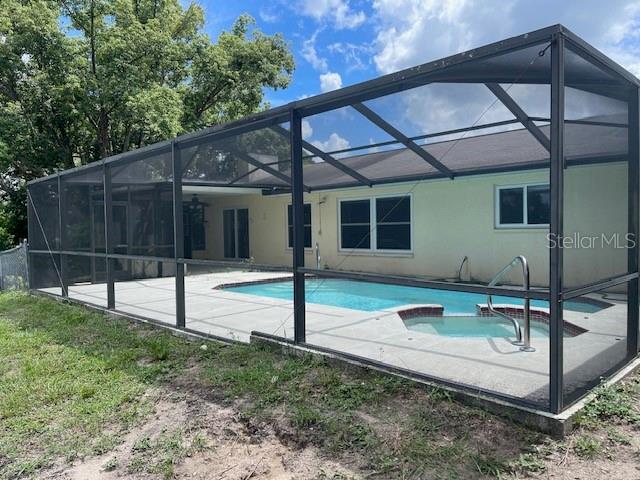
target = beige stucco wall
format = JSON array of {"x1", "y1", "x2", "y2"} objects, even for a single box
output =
[
  {"x1": 194, "y1": 162, "x2": 628, "y2": 289},
  {"x1": 563, "y1": 163, "x2": 628, "y2": 288}
]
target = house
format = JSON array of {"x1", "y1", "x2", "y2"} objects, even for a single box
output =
[{"x1": 185, "y1": 113, "x2": 628, "y2": 289}]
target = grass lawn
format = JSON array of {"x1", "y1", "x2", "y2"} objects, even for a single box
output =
[{"x1": 0, "y1": 292, "x2": 639, "y2": 479}]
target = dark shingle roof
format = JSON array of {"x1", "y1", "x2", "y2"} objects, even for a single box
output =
[{"x1": 250, "y1": 114, "x2": 627, "y2": 190}]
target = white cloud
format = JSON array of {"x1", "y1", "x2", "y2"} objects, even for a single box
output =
[
  {"x1": 312, "y1": 133, "x2": 351, "y2": 152},
  {"x1": 366, "y1": 0, "x2": 640, "y2": 138},
  {"x1": 319, "y1": 71, "x2": 343, "y2": 92},
  {"x1": 327, "y1": 42, "x2": 374, "y2": 71},
  {"x1": 372, "y1": 0, "x2": 640, "y2": 75},
  {"x1": 301, "y1": 30, "x2": 328, "y2": 71},
  {"x1": 605, "y1": 2, "x2": 640, "y2": 44},
  {"x1": 301, "y1": 0, "x2": 366, "y2": 29},
  {"x1": 372, "y1": 0, "x2": 495, "y2": 74},
  {"x1": 258, "y1": 9, "x2": 278, "y2": 23},
  {"x1": 302, "y1": 119, "x2": 313, "y2": 139}
]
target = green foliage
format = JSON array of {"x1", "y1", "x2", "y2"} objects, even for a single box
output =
[
  {"x1": 508, "y1": 452, "x2": 546, "y2": 474},
  {"x1": 574, "y1": 434, "x2": 602, "y2": 458},
  {"x1": 0, "y1": 190, "x2": 26, "y2": 249},
  {"x1": 102, "y1": 457, "x2": 119, "y2": 472},
  {"x1": 0, "y1": 223, "x2": 13, "y2": 251},
  {"x1": 576, "y1": 379, "x2": 640, "y2": 427},
  {"x1": 472, "y1": 453, "x2": 508, "y2": 476},
  {"x1": 0, "y1": 291, "x2": 193, "y2": 477},
  {"x1": 606, "y1": 427, "x2": 632, "y2": 445},
  {"x1": 291, "y1": 404, "x2": 323, "y2": 428},
  {"x1": 0, "y1": 1, "x2": 294, "y2": 244}
]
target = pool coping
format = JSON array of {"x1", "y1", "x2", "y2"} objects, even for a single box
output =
[
  {"x1": 474, "y1": 304, "x2": 588, "y2": 337},
  {"x1": 213, "y1": 275, "x2": 296, "y2": 290}
]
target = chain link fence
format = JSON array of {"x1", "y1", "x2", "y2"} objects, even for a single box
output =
[{"x1": 0, "y1": 240, "x2": 29, "y2": 291}]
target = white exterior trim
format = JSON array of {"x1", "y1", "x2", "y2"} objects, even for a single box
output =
[
  {"x1": 494, "y1": 182, "x2": 550, "y2": 229},
  {"x1": 337, "y1": 193, "x2": 414, "y2": 254}
]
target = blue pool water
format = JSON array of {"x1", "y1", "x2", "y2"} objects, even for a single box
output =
[
  {"x1": 226, "y1": 279, "x2": 602, "y2": 315},
  {"x1": 404, "y1": 316, "x2": 550, "y2": 338}
]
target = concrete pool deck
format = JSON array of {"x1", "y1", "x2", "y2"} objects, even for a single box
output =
[{"x1": 42, "y1": 270, "x2": 629, "y2": 407}]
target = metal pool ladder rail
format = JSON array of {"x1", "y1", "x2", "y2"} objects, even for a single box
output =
[
  {"x1": 315, "y1": 242, "x2": 321, "y2": 269},
  {"x1": 487, "y1": 255, "x2": 535, "y2": 352}
]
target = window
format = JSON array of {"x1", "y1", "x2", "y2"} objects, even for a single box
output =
[
  {"x1": 376, "y1": 196, "x2": 411, "y2": 250},
  {"x1": 496, "y1": 184, "x2": 550, "y2": 227},
  {"x1": 339, "y1": 196, "x2": 411, "y2": 251},
  {"x1": 287, "y1": 203, "x2": 312, "y2": 248},
  {"x1": 340, "y1": 199, "x2": 371, "y2": 249}
]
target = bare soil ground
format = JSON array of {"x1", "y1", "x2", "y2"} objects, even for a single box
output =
[{"x1": 46, "y1": 391, "x2": 360, "y2": 480}]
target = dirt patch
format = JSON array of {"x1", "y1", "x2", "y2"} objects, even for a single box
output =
[
  {"x1": 524, "y1": 424, "x2": 640, "y2": 480},
  {"x1": 44, "y1": 388, "x2": 361, "y2": 480},
  {"x1": 173, "y1": 436, "x2": 357, "y2": 480}
]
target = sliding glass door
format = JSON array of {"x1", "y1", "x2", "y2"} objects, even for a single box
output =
[{"x1": 223, "y1": 208, "x2": 249, "y2": 259}]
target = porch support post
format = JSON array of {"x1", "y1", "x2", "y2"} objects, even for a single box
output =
[
  {"x1": 290, "y1": 108, "x2": 306, "y2": 343},
  {"x1": 26, "y1": 193, "x2": 34, "y2": 290},
  {"x1": 352, "y1": 102, "x2": 455, "y2": 179},
  {"x1": 485, "y1": 83, "x2": 551, "y2": 152},
  {"x1": 24, "y1": 239, "x2": 31, "y2": 290},
  {"x1": 628, "y1": 86, "x2": 639, "y2": 355},
  {"x1": 57, "y1": 173, "x2": 68, "y2": 297},
  {"x1": 172, "y1": 140, "x2": 186, "y2": 329},
  {"x1": 549, "y1": 33, "x2": 565, "y2": 414},
  {"x1": 103, "y1": 163, "x2": 115, "y2": 309}
]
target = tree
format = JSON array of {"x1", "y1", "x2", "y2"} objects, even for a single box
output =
[{"x1": 0, "y1": 0, "x2": 294, "y2": 246}]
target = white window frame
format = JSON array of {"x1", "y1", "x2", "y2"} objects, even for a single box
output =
[
  {"x1": 338, "y1": 194, "x2": 413, "y2": 253},
  {"x1": 495, "y1": 183, "x2": 550, "y2": 229},
  {"x1": 286, "y1": 203, "x2": 312, "y2": 250}
]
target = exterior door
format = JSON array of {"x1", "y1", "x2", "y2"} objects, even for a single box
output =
[{"x1": 223, "y1": 208, "x2": 249, "y2": 259}]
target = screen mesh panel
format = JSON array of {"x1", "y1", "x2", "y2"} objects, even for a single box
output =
[{"x1": 28, "y1": 179, "x2": 60, "y2": 251}]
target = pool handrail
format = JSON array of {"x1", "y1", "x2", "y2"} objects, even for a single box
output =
[
  {"x1": 457, "y1": 255, "x2": 469, "y2": 281},
  {"x1": 315, "y1": 242, "x2": 321, "y2": 270},
  {"x1": 487, "y1": 255, "x2": 535, "y2": 352}
]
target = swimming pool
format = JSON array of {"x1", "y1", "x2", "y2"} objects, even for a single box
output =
[{"x1": 225, "y1": 278, "x2": 603, "y2": 315}]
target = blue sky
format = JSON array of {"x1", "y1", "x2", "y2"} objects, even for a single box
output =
[
  {"x1": 194, "y1": 0, "x2": 379, "y2": 106},
  {"x1": 197, "y1": 0, "x2": 640, "y2": 103},
  {"x1": 191, "y1": 0, "x2": 640, "y2": 153}
]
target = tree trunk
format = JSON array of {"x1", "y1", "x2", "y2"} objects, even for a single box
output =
[
  {"x1": 90, "y1": 0, "x2": 97, "y2": 76},
  {"x1": 122, "y1": 125, "x2": 132, "y2": 153},
  {"x1": 98, "y1": 109, "x2": 111, "y2": 159}
]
